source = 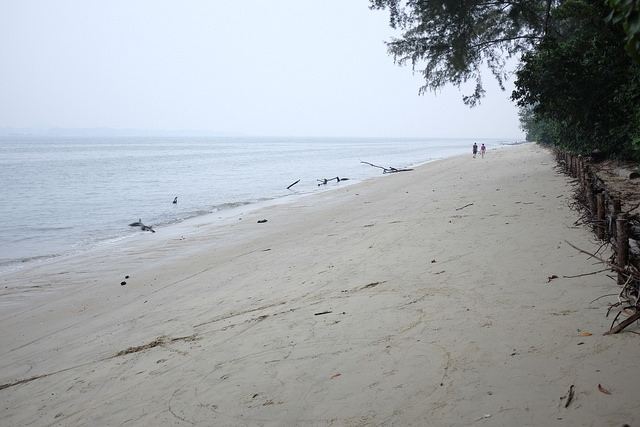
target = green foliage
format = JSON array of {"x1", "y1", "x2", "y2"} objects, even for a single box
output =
[
  {"x1": 517, "y1": 104, "x2": 555, "y2": 142},
  {"x1": 369, "y1": 0, "x2": 555, "y2": 105},
  {"x1": 512, "y1": 0, "x2": 640, "y2": 159},
  {"x1": 606, "y1": 0, "x2": 640, "y2": 62},
  {"x1": 371, "y1": 0, "x2": 640, "y2": 160}
]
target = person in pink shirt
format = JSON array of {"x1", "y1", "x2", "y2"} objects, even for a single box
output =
[{"x1": 480, "y1": 143, "x2": 486, "y2": 159}]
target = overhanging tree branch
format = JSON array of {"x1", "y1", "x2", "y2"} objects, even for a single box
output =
[{"x1": 370, "y1": 0, "x2": 559, "y2": 104}]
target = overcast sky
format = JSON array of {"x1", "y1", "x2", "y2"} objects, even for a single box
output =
[{"x1": 0, "y1": 1, "x2": 525, "y2": 138}]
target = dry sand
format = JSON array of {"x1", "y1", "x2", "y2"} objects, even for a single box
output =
[{"x1": 1, "y1": 142, "x2": 638, "y2": 426}]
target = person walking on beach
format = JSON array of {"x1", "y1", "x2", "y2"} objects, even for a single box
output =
[
  {"x1": 481, "y1": 143, "x2": 486, "y2": 159},
  {"x1": 472, "y1": 143, "x2": 478, "y2": 158}
]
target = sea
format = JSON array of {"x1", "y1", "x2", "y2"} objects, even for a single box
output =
[{"x1": 0, "y1": 135, "x2": 517, "y2": 273}]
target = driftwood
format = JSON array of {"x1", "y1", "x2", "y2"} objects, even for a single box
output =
[
  {"x1": 564, "y1": 385, "x2": 575, "y2": 408},
  {"x1": 603, "y1": 310, "x2": 640, "y2": 335},
  {"x1": 565, "y1": 240, "x2": 622, "y2": 273},
  {"x1": 361, "y1": 161, "x2": 413, "y2": 174},
  {"x1": 614, "y1": 168, "x2": 640, "y2": 179},
  {"x1": 128, "y1": 219, "x2": 155, "y2": 233},
  {"x1": 287, "y1": 179, "x2": 300, "y2": 190},
  {"x1": 317, "y1": 177, "x2": 349, "y2": 186}
]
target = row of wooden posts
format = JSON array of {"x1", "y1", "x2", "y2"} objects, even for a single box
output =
[{"x1": 559, "y1": 150, "x2": 631, "y2": 285}]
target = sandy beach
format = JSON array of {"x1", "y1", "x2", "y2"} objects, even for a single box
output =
[{"x1": 1, "y1": 142, "x2": 638, "y2": 426}]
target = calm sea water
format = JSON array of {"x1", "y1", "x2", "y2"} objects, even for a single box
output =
[{"x1": 0, "y1": 135, "x2": 514, "y2": 272}]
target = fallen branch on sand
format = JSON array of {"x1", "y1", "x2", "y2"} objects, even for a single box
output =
[
  {"x1": 565, "y1": 240, "x2": 639, "y2": 334},
  {"x1": 361, "y1": 161, "x2": 413, "y2": 174},
  {"x1": 603, "y1": 310, "x2": 640, "y2": 335},
  {"x1": 456, "y1": 203, "x2": 474, "y2": 211},
  {"x1": 564, "y1": 385, "x2": 575, "y2": 408},
  {"x1": 564, "y1": 240, "x2": 622, "y2": 272}
]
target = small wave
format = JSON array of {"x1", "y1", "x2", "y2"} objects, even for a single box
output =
[
  {"x1": 0, "y1": 253, "x2": 62, "y2": 275},
  {"x1": 30, "y1": 226, "x2": 76, "y2": 232},
  {"x1": 18, "y1": 254, "x2": 60, "y2": 263},
  {"x1": 155, "y1": 199, "x2": 276, "y2": 226}
]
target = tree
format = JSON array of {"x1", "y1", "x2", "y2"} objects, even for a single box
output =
[
  {"x1": 371, "y1": 0, "x2": 640, "y2": 160},
  {"x1": 369, "y1": 0, "x2": 559, "y2": 105},
  {"x1": 517, "y1": 104, "x2": 555, "y2": 142},
  {"x1": 512, "y1": 0, "x2": 640, "y2": 158}
]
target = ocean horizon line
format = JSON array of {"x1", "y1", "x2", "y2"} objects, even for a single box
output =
[{"x1": 0, "y1": 126, "x2": 525, "y2": 140}]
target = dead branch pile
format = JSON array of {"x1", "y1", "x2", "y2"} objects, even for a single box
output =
[{"x1": 556, "y1": 149, "x2": 640, "y2": 334}]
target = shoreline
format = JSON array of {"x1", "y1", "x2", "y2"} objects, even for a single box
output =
[
  {"x1": 0, "y1": 138, "x2": 518, "y2": 275},
  {"x1": 0, "y1": 143, "x2": 516, "y2": 288},
  {"x1": 1, "y1": 142, "x2": 637, "y2": 426}
]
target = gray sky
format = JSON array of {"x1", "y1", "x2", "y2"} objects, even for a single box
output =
[{"x1": 0, "y1": 1, "x2": 524, "y2": 138}]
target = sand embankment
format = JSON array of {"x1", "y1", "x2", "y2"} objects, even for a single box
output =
[{"x1": 1, "y1": 142, "x2": 637, "y2": 426}]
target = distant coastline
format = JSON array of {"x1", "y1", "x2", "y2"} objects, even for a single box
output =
[
  {"x1": 0, "y1": 127, "x2": 526, "y2": 140},
  {"x1": 0, "y1": 127, "x2": 245, "y2": 138}
]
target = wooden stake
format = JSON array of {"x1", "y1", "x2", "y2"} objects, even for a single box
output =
[
  {"x1": 597, "y1": 192, "x2": 605, "y2": 239},
  {"x1": 585, "y1": 176, "x2": 597, "y2": 215},
  {"x1": 613, "y1": 198, "x2": 622, "y2": 214},
  {"x1": 617, "y1": 214, "x2": 629, "y2": 285}
]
